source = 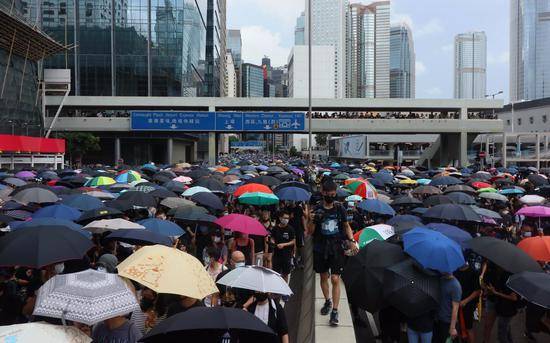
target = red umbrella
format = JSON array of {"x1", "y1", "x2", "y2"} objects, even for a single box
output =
[
  {"x1": 517, "y1": 236, "x2": 550, "y2": 262},
  {"x1": 471, "y1": 181, "x2": 492, "y2": 189},
  {"x1": 214, "y1": 214, "x2": 268, "y2": 236},
  {"x1": 233, "y1": 183, "x2": 273, "y2": 197},
  {"x1": 355, "y1": 182, "x2": 378, "y2": 199}
]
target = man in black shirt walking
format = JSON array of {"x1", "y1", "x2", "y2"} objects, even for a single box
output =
[{"x1": 271, "y1": 211, "x2": 295, "y2": 283}]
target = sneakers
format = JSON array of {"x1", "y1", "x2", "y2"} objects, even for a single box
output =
[
  {"x1": 320, "y1": 299, "x2": 332, "y2": 315},
  {"x1": 329, "y1": 310, "x2": 339, "y2": 326}
]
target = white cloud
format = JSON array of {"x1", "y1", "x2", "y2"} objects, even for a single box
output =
[
  {"x1": 416, "y1": 61, "x2": 426, "y2": 76},
  {"x1": 241, "y1": 26, "x2": 290, "y2": 66},
  {"x1": 416, "y1": 18, "x2": 444, "y2": 37},
  {"x1": 487, "y1": 51, "x2": 509, "y2": 65}
]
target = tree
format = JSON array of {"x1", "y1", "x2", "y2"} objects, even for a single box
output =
[
  {"x1": 57, "y1": 132, "x2": 100, "y2": 167},
  {"x1": 315, "y1": 134, "x2": 328, "y2": 148},
  {"x1": 289, "y1": 146, "x2": 300, "y2": 157}
]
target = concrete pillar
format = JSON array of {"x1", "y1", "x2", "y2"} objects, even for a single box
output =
[
  {"x1": 536, "y1": 133, "x2": 540, "y2": 170},
  {"x1": 114, "y1": 137, "x2": 121, "y2": 165},
  {"x1": 459, "y1": 132, "x2": 468, "y2": 167},
  {"x1": 167, "y1": 138, "x2": 173, "y2": 164},
  {"x1": 192, "y1": 141, "x2": 198, "y2": 163},
  {"x1": 208, "y1": 132, "x2": 216, "y2": 166},
  {"x1": 545, "y1": 134, "x2": 549, "y2": 155},
  {"x1": 502, "y1": 133, "x2": 507, "y2": 168},
  {"x1": 460, "y1": 107, "x2": 468, "y2": 120}
]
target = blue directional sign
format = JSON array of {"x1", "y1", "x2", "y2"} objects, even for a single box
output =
[
  {"x1": 230, "y1": 141, "x2": 265, "y2": 148},
  {"x1": 131, "y1": 111, "x2": 216, "y2": 131},
  {"x1": 242, "y1": 112, "x2": 305, "y2": 132},
  {"x1": 130, "y1": 111, "x2": 305, "y2": 132}
]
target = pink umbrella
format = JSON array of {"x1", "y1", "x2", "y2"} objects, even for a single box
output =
[
  {"x1": 173, "y1": 176, "x2": 192, "y2": 184},
  {"x1": 214, "y1": 214, "x2": 268, "y2": 236},
  {"x1": 15, "y1": 171, "x2": 36, "y2": 180},
  {"x1": 516, "y1": 206, "x2": 550, "y2": 218}
]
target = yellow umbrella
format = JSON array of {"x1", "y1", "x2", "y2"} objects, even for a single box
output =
[
  {"x1": 117, "y1": 245, "x2": 217, "y2": 300},
  {"x1": 399, "y1": 178, "x2": 417, "y2": 185}
]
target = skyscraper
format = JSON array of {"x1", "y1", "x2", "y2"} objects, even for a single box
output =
[
  {"x1": 510, "y1": 0, "x2": 550, "y2": 101},
  {"x1": 225, "y1": 52, "x2": 237, "y2": 97},
  {"x1": 227, "y1": 29, "x2": 242, "y2": 96},
  {"x1": 390, "y1": 23, "x2": 415, "y2": 98},
  {"x1": 241, "y1": 63, "x2": 264, "y2": 97},
  {"x1": 305, "y1": 0, "x2": 348, "y2": 98},
  {"x1": 345, "y1": 1, "x2": 390, "y2": 98},
  {"x1": 295, "y1": 11, "x2": 305, "y2": 45},
  {"x1": 205, "y1": 0, "x2": 227, "y2": 97},
  {"x1": 454, "y1": 31, "x2": 487, "y2": 99}
]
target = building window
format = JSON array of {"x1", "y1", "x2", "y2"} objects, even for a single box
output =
[
  {"x1": 543, "y1": 115, "x2": 547, "y2": 123},
  {"x1": 506, "y1": 119, "x2": 511, "y2": 126},
  {"x1": 517, "y1": 118, "x2": 522, "y2": 126},
  {"x1": 529, "y1": 117, "x2": 534, "y2": 125},
  {"x1": 86, "y1": 3, "x2": 93, "y2": 17},
  {"x1": 59, "y1": 2, "x2": 66, "y2": 15}
]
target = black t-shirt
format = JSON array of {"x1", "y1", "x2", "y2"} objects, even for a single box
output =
[
  {"x1": 313, "y1": 203, "x2": 347, "y2": 244},
  {"x1": 271, "y1": 225, "x2": 295, "y2": 260},
  {"x1": 454, "y1": 267, "x2": 480, "y2": 309},
  {"x1": 289, "y1": 206, "x2": 304, "y2": 234},
  {"x1": 406, "y1": 310, "x2": 435, "y2": 333},
  {"x1": 166, "y1": 299, "x2": 204, "y2": 318},
  {"x1": 494, "y1": 272, "x2": 517, "y2": 317}
]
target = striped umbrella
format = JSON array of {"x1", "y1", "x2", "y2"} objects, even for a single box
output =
[
  {"x1": 354, "y1": 182, "x2": 379, "y2": 199},
  {"x1": 238, "y1": 192, "x2": 279, "y2": 206},
  {"x1": 115, "y1": 171, "x2": 141, "y2": 184},
  {"x1": 84, "y1": 176, "x2": 116, "y2": 187},
  {"x1": 353, "y1": 224, "x2": 395, "y2": 249}
]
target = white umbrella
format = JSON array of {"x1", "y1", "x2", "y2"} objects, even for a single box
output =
[
  {"x1": 216, "y1": 265, "x2": 293, "y2": 296},
  {"x1": 519, "y1": 194, "x2": 546, "y2": 205},
  {"x1": 0, "y1": 322, "x2": 91, "y2": 343},
  {"x1": 33, "y1": 269, "x2": 139, "y2": 326},
  {"x1": 84, "y1": 219, "x2": 144, "y2": 234},
  {"x1": 182, "y1": 186, "x2": 212, "y2": 197},
  {"x1": 85, "y1": 191, "x2": 116, "y2": 200},
  {"x1": 479, "y1": 192, "x2": 508, "y2": 202}
]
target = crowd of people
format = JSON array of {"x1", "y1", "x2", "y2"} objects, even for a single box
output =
[{"x1": 0, "y1": 154, "x2": 548, "y2": 343}]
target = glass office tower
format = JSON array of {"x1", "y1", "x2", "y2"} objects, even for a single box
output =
[
  {"x1": 23, "y1": 0, "x2": 207, "y2": 97},
  {"x1": 390, "y1": 23, "x2": 415, "y2": 98}
]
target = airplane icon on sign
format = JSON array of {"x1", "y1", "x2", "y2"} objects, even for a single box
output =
[
  {"x1": 225, "y1": 124, "x2": 234, "y2": 130},
  {"x1": 291, "y1": 119, "x2": 301, "y2": 129},
  {"x1": 264, "y1": 124, "x2": 271, "y2": 130},
  {"x1": 170, "y1": 124, "x2": 178, "y2": 129}
]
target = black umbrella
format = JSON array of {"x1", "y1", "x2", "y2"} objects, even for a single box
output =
[
  {"x1": 430, "y1": 176, "x2": 462, "y2": 187},
  {"x1": 193, "y1": 177, "x2": 226, "y2": 193},
  {"x1": 423, "y1": 204, "x2": 482, "y2": 223},
  {"x1": 383, "y1": 258, "x2": 440, "y2": 318},
  {"x1": 507, "y1": 272, "x2": 550, "y2": 309},
  {"x1": 104, "y1": 199, "x2": 134, "y2": 212},
  {"x1": 411, "y1": 185, "x2": 442, "y2": 196},
  {"x1": 11, "y1": 187, "x2": 59, "y2": 204},
  {"x1": 60, "y1": 194, "x2": 103, "y2": 211},
  {"x1": 391, "y1": 195, "x2": 422, "y2": 207},
  {"x1": 0, "y1": 214, "x2": 17, "y2": 225},
  {"x1": 535, "y1": 185, "x2": 550, "y2": 197},
  {"x1": 273, "y1": 181, "x2": 312, "y2": 193},
  {"x1": 170, "y1": 205, "x2": 209, "y2": 220},
  {"x1": 141, "y1": 307, "x2": 277, "y2": 343},
  {"x1": 117, "y1": 191, "x2": 157, "y2": 208},
  {"x1": 0, "y1": 226, "x2": 93, "y2": 268},
  {"x1": 191, "y1": 192, "x2": 224, "y2": 211},
  {"x1": 266, "y1": 166, "x2": 285, "y2": 174},
  {"x1": 105, "y1": 229, "x2": 172, "y2": 247},
  {"x1": 8, "y1": 183, "x2": 52, "y2": 196},
  {"x1": 446, "y1": 192, "x2": 477, "y2": 205},
  {"x1": 163, "y1": 181, "x2": 187, "y2": 194},
  {"x1": 343, "y1": 240, "x2": 407, "y2": 313},
  {"x1": 186, "y1": 169, "x2": 211, "y2": 180},
  {"x1": 152, "y1": 173, "x2": 173, "y2": 184},
  {"x1": 528, "y1": 174, "x2": 549, "y2": 187},
  {"x1": 392, "y1": 220, "x2": 425, "y2": 234},
  {"x1": 149, "y1": 188, "x2": 178, "y2": 199},
  {"x1": 423, "y1": 195, "x2": 454, "y2": 207},
  {"x1": 247, "y1": 175, "x2": 281, "y2": 187},
  {"x1": 77, "y1": 207, "x2": 123, "y2": 224},
  {"x1": 443, "y1": 184, "x2": 476, "y2": 194},
  {"x1": 468, "y1": 237, "x2": 542, "y2": 274}
]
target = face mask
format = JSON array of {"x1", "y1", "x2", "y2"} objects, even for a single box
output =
[
  {"x1": 323, "y1": 195, "x2": 335, "y2": 204},
  {"x1": 255, "y1": 293, "x2": 268, "y2": 302},
  {"x1": 348, "y1": 202, "x2": 355, "y2": 207},
  {"x1": 347, "y1": 215, "x2": 354, "y2": 222},
  {"x1": 204, "y1": 256, "x2": 210, "y2": 266},
  {"x1": 234, "y1": 262, "x2": 245, "y2": 268},
  {"x1": 523, "y1": 231, "x2": 532, "y2": 237},
  {"x1": 54, "y1": 263, "x2": 65, "y2": 275},
  {"x1": 280, "y1": 218, "x2": 289, "y2": 226},
  {"x1": 214, "y1": 236, "x2": 221, "y2": 243}
]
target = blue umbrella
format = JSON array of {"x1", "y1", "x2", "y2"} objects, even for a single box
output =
[
  {"x1": 60, "y1": 194, "x2": 104, "y2": 211},
  {"x1": 275, "y1": 187, "x2": 311, "y2": 202},
  {"x1": 257, "y1": 165, "x2": 269, "y2": 171},
  {"x1": 105, "y1": 229, "x2": 172, "y2": 246},
  {"x1": 331, "y1": 162, "x2": 341, "y2": 168},
  {"x1": 430, "y1": 176, "x2": 463, "y2": 187},
  {"x1": 403, "y1": 227, "x2": 465, "y2": 273},
  {"x1": 426, "y1": 223, "x2": 472, "y2": 247},
  {"x1": 357, "y1": 199, "x2": 396, "y2": 216},
  {"x1": 138, "y1": 218, "x2": 184, "y2": 236},
  {"x1": 32, "y1": 204, "x2": 82, "y2": 221},
  {"x1": 141, "y1": 163, "x2": 158, "y2": 171},
  {"x1": 411, "y1": 207, "x2": 428, "y2": 215},
  {"x1": 10, "y1": 217, "x2": 90, "y2": 238},
  {"x1": 499, "y1": 188, "x2": 524, "y2": 195},
  {"x1": 374, "y1": 172, "x2": 394, "y2": 184}
]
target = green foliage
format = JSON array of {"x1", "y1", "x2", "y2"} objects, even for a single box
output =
[
  {"x1": 57, "y1": 132, "x2": 100, "y2": 164},
  {"x1": 289, "y1": 146, "x2": 300, "y2": 157},
  {"x1": 315, "y1": 134, "x2": 328, "y2": 147}
]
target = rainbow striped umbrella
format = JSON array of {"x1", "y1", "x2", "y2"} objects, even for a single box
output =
[
  {"x1": 84, "y1": 176, "x2": 116, "y2": 187},
  {"x1": 115, "y1": 171, "x2": 141, "y2": 184}
]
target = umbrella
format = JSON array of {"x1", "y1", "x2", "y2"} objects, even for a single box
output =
[
  {"x1": 499, "y1": 188, "x2": 525, "y2": 196},
  {"x1": 527, "y1": 174, "x2": 548, "y2": 187},
  {"x1": 138, "y1": 218, "x2": 185, "y2": 237},
  {"x1": 2, "y1": 177, "x2": 27, "y2": 187},
  {"x1": 160, "y1": 197, "x2": 194, "y2": 209},
  {"x1": 357, "y1": 199, "x2": 396, "y2": 216},
  {"x1": 0, "y1": 226, "x2": 93, "y2": 268},
  {"x1": 186, "y1": 169, "x2": 211, "y2": 180},
  {"x1": 84, "y1": 176, "x2": 116, "y2": 187},
  {"x1": 444, "y1": 184, "x2": 476, "y2": 194},
  {"x1": 507, "y1": 272, "x2": 550, "y2": 309},
  {"x1": 84, "y1": 218, "x2": 145, "y2": 234},
  {"x1": 33, "y1": 269, "x2": 139, "y2": 326},
  {"x1": 217, "y1": 265, "x2": 292, "y2": 296},
  {"x1": 182, "y1": 186, "x2": 212, "y2": 197},
  {"x1": 170, "y1": 205, "x2": 209, "y2": 220},
  {"x1": 516, "y1": 206, "x2": 550, "y2": 218},
  {"x1": 15, "y1": 170, "x2": 36, "y2": 180},
  {"x1": 345, "y1": 194, "x2": 363, "y2": 202},
  {"x1": 173, "y1": 175, "x2": 193, "y2": 184},
  {"x1": 354, "y1": 224, "x2": 395, "y2": 248},
  {"x1": 191, "y1": 192, "x2": 224, "y2": 211},
  {"x1": 0, "y1": 323, "x2": 91, "y2": 342},
  {"x1": 383, "y1": 259, "x2": 440, "y2": 318},
  {"x1": 447, "y1": 192, "x2": 476, "y2": 205},
  {"x1": 140, "y1": 307, "x2": 277, "y2": 343},
  {"x1": 430, "y1": 176, "x2": 462, "y2": 186},
  {"x1": 194, "y1": 178, "x2": 226, "y2": 193},
  {"x1": 479, "y1": 192, "x2": 509, "y2": 202},
  {"x1": 132, "y1": 184, "x2": 157, "y2": 193},
  {"x1": 416, "y1": 178, "x2": 431, "y2": 185},
  {"x1": 148, "y1": 188, "x2": 178, "y2": 199},
  {"x1": 471, "y1": 206, "x2": 502, "y2": 220},
  {"x1": 423, "y1": 204, "x2": 481, "y2": 223},
  {"x1": 425, "y1": 223, "x2": 472, "y2": 247},
  {"x1": 343, "y1": 240, "x2": 407, "y2": 312},
  {"x1": 519, "y1": 194, "x2": 546, "y2": 205},
  {"x1": 11, "y1": 188, "x2": 59, "y2": 204},
  {"x1": 85, "y1": 190, "x2": 115, "y2": 200},
  {"x1": 215, "y1": 214, "x2": 268, "y2": 236},
  {"x1": 10, "y1": 217, "x2": 86, "y2": 234},
  {"x1": 403, "y1": 227, "x2": 465, "y2": 273},
  {"x1": 354, "y1": 182, "x2": 378, "y2": 199},
  {"x1": 234, "y1": 183, "x2": 273, "y2": 197},
  {"x1": 387, "y1": 214, "x2": 421, "y2": 225},
  {"x1": 391, "y1": 195, "x2": 422, "y2": 207},
  {"x1": 162, "y1": 181, "x2": 187, "y2": 194},
  {"x1": 32, "y1": 204, "x2": 81, "y2": 221},
  {"x1": 423, "y1": 195, "x2": 454, "y2": 207},
  {"x1": 61, "y1": 194, "x2": 103, "y2": 211},
  {"x1": 76, "y1": 207, "x2": 123, "y2": 224},
  {"x1": 115, "y1": 170, "x2": 142, "y2": 184},
  {"x1": 238, "y1": 192, "x2": 279, "y2": 206},
  {"x1": 266, "y1": 166, "x2": 285, "y2": 174},
  {"x1": 117, "y1": 191, "x2": 157, "y2": 208},
  {"x1": 517, "y1": 236, "x2": 550, "y2": 262},
  {"x1": 411, "y1": 185, "x2": 442, "y2": 196},
  {"x1": 105, "y1": 229, "x2": 172, "y2": 246},
  {"x1": 275, "y1": 186, "x2": 311, "y2": 202},
  {"x1": 247, "y1": 175, "x2": 281, "y2": 187},
  {"x1": 117, "y1": 245, "x2": 218, "y2": 299},
  {"x1": 471, "y1": 181, "x2": 492, "y2": 189},
  {"x1": 468, "y1": 236, "x2": 542, "y2": 273}
]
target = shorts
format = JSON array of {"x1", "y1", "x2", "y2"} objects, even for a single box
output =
[
  {"x1": 273, "y1": 255, "x2": 292, "y2": 275},
  {"x1": 313, "y1": 250, "x2": 345, "y2": 275}
]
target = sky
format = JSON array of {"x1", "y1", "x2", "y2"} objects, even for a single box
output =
[{"x1": 227, "y1": 0, "x2": 510, "y2": 101}]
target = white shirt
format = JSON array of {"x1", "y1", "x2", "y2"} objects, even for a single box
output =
[{"x1": 254, "y1": 302, "x2": 270, "y2": 325}]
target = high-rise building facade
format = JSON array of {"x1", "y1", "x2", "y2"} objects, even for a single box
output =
[
  {"x1": 390, "y1": 23, "x2": 415, "y2": 98},
  {"x1": 241, "y1": 63, "x2": 264, "y2": 97},
  {"x1": 295, "y1": 11, "x2": 305, "y2": 45},
  {"x1": 23, "y1": 0, "x2": 207, "y2": 97},
  {"x1": 205, "y1": 0, "x2": 226, "y2": 97},
  {"x1": 225, "y1": 52, "x2": 237, "y2": 97},
  {"x1": 227, "y1": 29, "x2": 242, "y2": 96},
  {"x1": 305, "y1": 0, "x2": 347, "y2": 98},
  {"x1": 510, "y1": 0, "x2": 550, "y2": 101},
  {"x1": 288, "y1": 45, "x2": 336, "y2": 99},
  {"x1": 345, "y1": 1, "x2": 390, "y2": 98},
  {"x1": 454, "y1": 31, "x2": 487, "y2": 99}
]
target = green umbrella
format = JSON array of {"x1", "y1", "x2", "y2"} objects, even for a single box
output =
[
  {"x1": 354, "y1": 224, "x2": 395, "y2": 249},
  {"x1": 238, "y1": 192, "x2": 279, "y2": 206},
  {"x1": 85, "y1": 176, "x2": 116, "y2": 187},
  {"x1": 346, "y1": 180, "x2": 366, "y2": 193},
  {"x1": 334, "y1": 173, "x2": 350, "y2": 181},
  {"x1": 477, "y1": 187, "x2": 498, "y2": 193}
]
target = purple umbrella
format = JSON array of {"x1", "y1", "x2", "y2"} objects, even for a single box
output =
[
  {"x1": 516, "y1": 206, "x2": 550, "y2": 218},
  {"x1": 291, "y1": 168, "x2": 304, "y2": 176},
  {"x1": 15, "y1": 171, "x2": 36, "y2": 180}
]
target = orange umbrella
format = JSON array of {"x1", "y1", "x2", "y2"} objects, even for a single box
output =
[
  {"x1": 354, "y1": 182, "x2": 378, "y2": 199},
  {"x1": 216, "y1": 166, "x2": 230, "y2": 173},
  {"x1": 234, "y1": 183, "x2": 273, "y2": 197},
  {"x1": 517, "y1": 236, "x2": 550, "y2": 262}
]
